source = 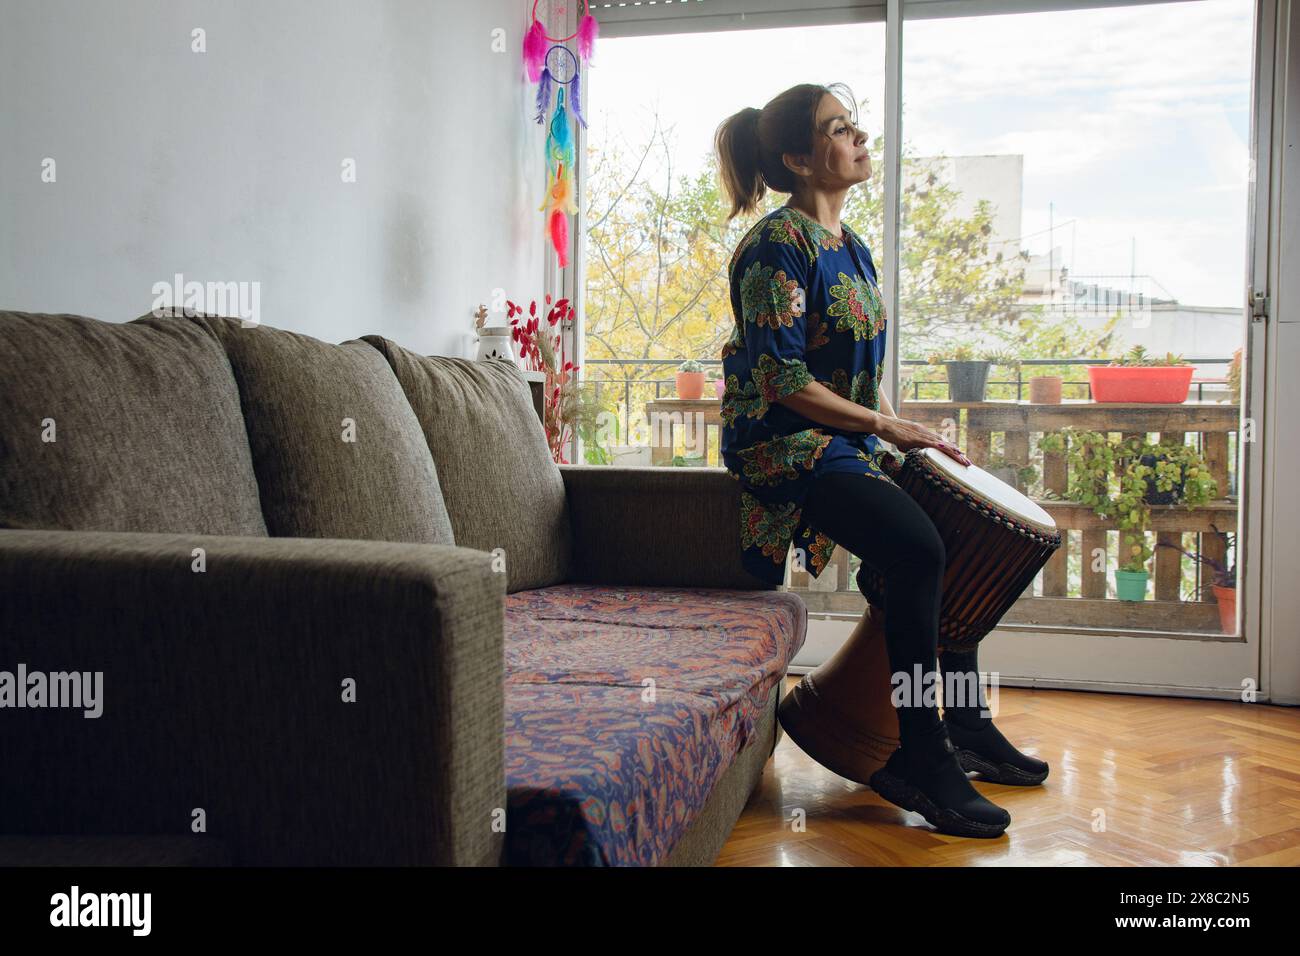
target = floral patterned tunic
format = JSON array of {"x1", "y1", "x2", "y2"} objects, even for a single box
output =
[{"x1": 720, "y1": 204, "x2": 903, "y2": 586}]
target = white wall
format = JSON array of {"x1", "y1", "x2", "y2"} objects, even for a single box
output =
[{"x1": 0, "y1": 0, "x2": 546, "y2": 357}]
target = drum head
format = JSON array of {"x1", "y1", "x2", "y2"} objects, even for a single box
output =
[{"x1": 916, "y1": 446, "x2": 1056, "y2": 534}]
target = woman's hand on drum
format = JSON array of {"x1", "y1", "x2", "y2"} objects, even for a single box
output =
[{"x1": 871, "y1": 414, "x2": 973, "y2": 467}]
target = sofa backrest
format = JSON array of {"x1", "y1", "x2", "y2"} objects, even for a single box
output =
[
  {"x1": 1, "y1": 309, "x2": 571, "y2": 568},
  {"x1": 0, "y1": 311, "x2": 268, "y2": 536},
  {"x1": 185, "y1": 315, "x2": 456, "y2": 545},
  {"x1": 365, "y1": 336, "x2": 572, "y2": 591}
]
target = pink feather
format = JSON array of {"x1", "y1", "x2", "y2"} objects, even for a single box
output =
[
  {"x1": 522, "y1": 19, "x2": 547, "y2": 83},
  {"x1": 549, "y1": 208, "x2": 569, "y2": 267},
  {"x1": 577, "y1": 14, "x2": 599, "y2": 62}
]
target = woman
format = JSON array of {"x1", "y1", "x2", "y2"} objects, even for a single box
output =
[{"x1": 714, "y1": 82, "x2": 1047, "y2": 838}]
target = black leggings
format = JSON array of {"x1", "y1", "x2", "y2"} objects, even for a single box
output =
[{"x1": 801, "y1": 469, "x2": 953, "y2": 742}]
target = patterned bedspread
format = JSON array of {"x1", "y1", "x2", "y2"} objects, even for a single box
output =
[{"x1": 503, "y1": 584, "x2": 807, "y2": 866}]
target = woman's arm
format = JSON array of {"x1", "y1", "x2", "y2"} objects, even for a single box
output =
[
  {"x1": 774, "y1": 378, "x2": 899, "y2": 434},
  {"x1": 777, "y1": 381, "x2": 880, "y2": 433},
  {"x1": 776, "y1": 383, "x2": 972, "y2": 466}
]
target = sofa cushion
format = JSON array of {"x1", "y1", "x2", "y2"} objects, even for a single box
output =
[
  {"x1": 0, "y1": 311, "x2": 267, "y2": 536},
  {"x1": 364, "y1": 336, "x2": 571, "y2": 591},
  {"x1": 183, "y1": 315, "x2": 454, "y2": 544},
  {"x1": 501, "y1": 583, "x2": 807, "y2": 865}
]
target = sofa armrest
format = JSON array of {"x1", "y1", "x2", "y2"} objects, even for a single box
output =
[
  {"x1": 558, "y1": 465, "x2": 773, "y2": 590},
  {"x1": 0, "y1": 529, "x2": 506, "y2": 866}
]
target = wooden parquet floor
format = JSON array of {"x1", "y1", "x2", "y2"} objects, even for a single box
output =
[{"x1": 717, "y1": 677, "x2": 1300, "y2": 866}]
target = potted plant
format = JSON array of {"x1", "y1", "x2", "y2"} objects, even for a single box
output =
[
  {"x1": 1037, "y1": 428, "x2": 1219, "y2": 601},
  {"x1": 1029, "y1": 370, "x2": 1063, "y2": 405},
  {"x1": 1156, "y1": 537, "x2": 1237, "y2": 632},
  {"x1": 1137, "y1": 438, "x2": 1217, "y2": 507},
  {"x1": 507, "y1": 294, "x2": 590, "y2": 464},
  {"x1": 1227, "y1": 346, "x2": 1243, "y2": 406},
  {"x1": 928, "y1": 345, "x2": 991, "y2": 402},
  {"x1": 675, "y1": 359, "x2": 706, "y2": 400},
  {"x1": 1088, "y1": 345, "x2": 1195, "y2": 404}
]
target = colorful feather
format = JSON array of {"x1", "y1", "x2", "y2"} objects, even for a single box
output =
[
  {"x1": 549, "y1": 208, "x2": 569, "y2": 267},
  {"x1": 577, "y1": 13, "x2": 599, "y2": 61},
  {"x1": 533, "y1": 67, "x2": 553, "y2": 124},
  {"x1": 546, "y1": 161, "x2": 577, "y2": 216},
  {"x1": 522, "y1": 18, "x2": 548, "y2": 83},
  {"x1": 571, "y1": 68, "x2": 586, "y2": 129},
  {"x1": 549, "y1": 89, "x2": 574, "y2": 170}
]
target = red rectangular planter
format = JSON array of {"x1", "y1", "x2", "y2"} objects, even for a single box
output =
[{"x1": 1086, "y1": 365, "x2": 1194, "y2": 403}]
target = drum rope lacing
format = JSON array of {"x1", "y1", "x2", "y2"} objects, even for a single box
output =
[{"x1": 900, "y1": 453, "x2": 1062, "y2": 549}]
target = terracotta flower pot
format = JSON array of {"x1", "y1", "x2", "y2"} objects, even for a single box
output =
[
  {"x1": 675, "y1": 371, "x2": 706, "y2": 399},
  {"x1": 1087, "y1": 365, "x2": 1193, "y2": 403},
  {"x1": 1212, "y1": 584, "x2": 1237, "y2": 633},
  {"x1": 1029, "y1": 375, "x2": 1062, "y2": 404}
]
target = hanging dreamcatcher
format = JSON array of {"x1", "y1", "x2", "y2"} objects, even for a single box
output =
[
  {"x1": 523, "y1": 0, "x2": 598, "y2": 269},
  {"x1": 534, "y1": 44, "x2": 585, "y2": 129}
]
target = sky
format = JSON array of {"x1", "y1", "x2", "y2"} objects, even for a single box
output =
[{"x1": 585, "y1": 0, "x2": 1255, "y2": 310}]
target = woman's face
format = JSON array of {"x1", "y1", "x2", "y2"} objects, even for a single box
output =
[{"x1": 786, "y1": 92, "x2": 871, "y2": 188}]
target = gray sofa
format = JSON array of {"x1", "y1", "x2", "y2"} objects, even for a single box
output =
[{"x1": 0, "y1": 310, "x2": 807, "y2": 866}]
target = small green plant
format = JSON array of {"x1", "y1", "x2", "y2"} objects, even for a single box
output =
[
  {"x1": 927, "y1": 345, "x2": 978, "y2": 364},
  {"x1": 927, "y1": 346, "x2": 1018, "y2": 366},
  {"x1": 1036, "y1": 428, "x2": 1219, "y2": 573},
  {"x1": 1141, "y1": 439, "x2": 1217, "y2": 508},
  {"x1": 678, "y1": 359, "x2": 705, "y2": 373},
  {"x1": 1107, "y1": 344, "x2": 1187, "y2": 367},
  {"x1": 1157, "y1": 531, "x2": 1237, "y2": 598},
  {"x1": 1227, "y1": 347, "x2": 1243, "y2": 405},
  {"x1": 982, "y1": 350, "x2": 1022, "y2": 369}
]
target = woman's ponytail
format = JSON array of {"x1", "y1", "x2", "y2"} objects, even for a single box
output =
[{"x1": 715, "y1": 106, "x2": 766, "y2": 222}]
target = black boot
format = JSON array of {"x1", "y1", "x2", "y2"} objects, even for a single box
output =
[
  {"x1": 940, "y1": 648, "x2": 1049, "y2": 786},
  {"x1": 945, "y1": 711, "x2": 1049, "y2": 786},
  {"x1": 869, "y1": 721, "x2": 1011, "y2": 838}
]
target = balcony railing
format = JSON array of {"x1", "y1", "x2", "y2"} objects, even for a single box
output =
[{"x1": 583, "y1": 357, "x2": 1235, "y2": 453}]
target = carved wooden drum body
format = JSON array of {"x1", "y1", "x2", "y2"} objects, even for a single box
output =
[
  {"x1": 871, "y1": 446, "x2": 1062, "y2": 653},
  {"x1": 778, "y1": 447, "x2": 1062, "y2": 784}
]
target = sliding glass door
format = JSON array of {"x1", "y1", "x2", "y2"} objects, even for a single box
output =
[
  {"x1": 573, "y1": 0, "x2": 1270, "y2": 696},
  {"x1": 894, "y1": 0, "x2": 1261, "y2": 695}
]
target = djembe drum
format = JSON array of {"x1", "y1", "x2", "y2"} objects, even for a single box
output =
[{"x1": 778, "y1": 446, "x2": 1062, "y2": 784}]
